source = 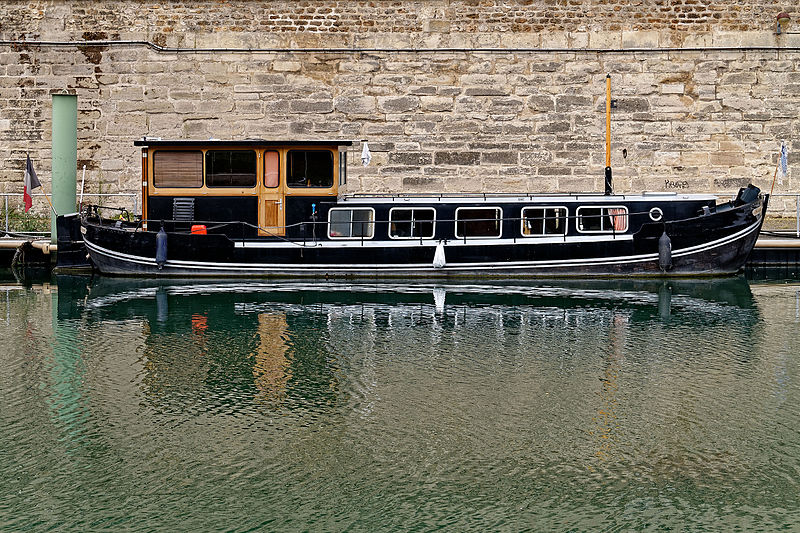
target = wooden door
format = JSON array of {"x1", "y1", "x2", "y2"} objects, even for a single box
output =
[{"x1": 259, "y1": 150, "x2": 285, "y2": 236}]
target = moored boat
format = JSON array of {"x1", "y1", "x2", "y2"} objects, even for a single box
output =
[{"x1": 78, "y1": 137, "x2": 767, "y2": 278}]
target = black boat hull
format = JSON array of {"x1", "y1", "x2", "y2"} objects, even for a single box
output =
[{"x1": 81, "y1": 194, "x2": 767, "y2": 278}]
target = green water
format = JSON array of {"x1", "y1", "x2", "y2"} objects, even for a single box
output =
[{"x1": 1, "y1": 275, "x2": 799, "y2": 531}]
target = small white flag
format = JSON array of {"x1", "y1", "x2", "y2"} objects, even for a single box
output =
[
  {"x1": 361, "y1": 141, "x2": 371, "y2": 167},
  {"x1": 779, "y1": 141, "x2": 788, "y2": 185}
]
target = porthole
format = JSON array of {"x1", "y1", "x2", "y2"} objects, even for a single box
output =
[{"x1": 649, "y1": 207, "x2": 663, "y2": 222}]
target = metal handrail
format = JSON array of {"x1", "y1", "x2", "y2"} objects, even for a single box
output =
[
  {"x1": 2, "y1": 192, "x2": 138, "y2": 234},
  {"x1": 95, "y1": 207, "x2": 670, "y2": 247}
]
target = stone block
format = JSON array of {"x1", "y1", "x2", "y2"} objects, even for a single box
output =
[
  {"x1": 389, "y1": 152, "x2": 433, "y2": 166},
  {"x1": 402, "y1": 176, "x2": 443, "y2": 189},
  {"x1": 654, "y1": 151, "x2": 681, "y2": 166},
  {"x1": 488, "y1": 97, "x2": 525, "y2": 113},
  {"x1": 538, "y1": 166, "x2": 572, "y2": 177},
  {"x1": 434, "y1": 151, "x2": 480, "y2": 165},
  {"x1": 100, "y1": 158, "x2": 124, "y2": 171},
  {"x1": 721, "y1": 72, "x2": 757, "y2": 85},
  {"x1": 481, "y1": 152, "x2": 518, "y2": 165},
  {"x1": 378, "y1": 96, "x2": 419, "y2": 113},
  {"x1": 289, "y1": 99, "x2": 333, "y2": 114},
  {"x1": 589, "y1": 31, "x2": 622, "y2": 49},
  {"x1": 334, "y1": 95, "x2": 377, "y2": 114},
  {"x1": 465, "y1": 87, "x2": 508, "y2": 97},
  {"x1": 709, "y1": 152, "x2": 744, "y2": 166},
  {"x1": 622, "y1": 31, "x2": 660, "y2": 49},
  {"x1": 555, "y1": 95, "x2": 593, "y2": 112},
  {"x1": 272, "y1": 61, "x2": 302, "y2": 72},
  {"x1": 419, "y1": 96, "x2": 453, "y2": 112},
  {"x1": 536, "y1": 121, "x2": 571, "y2": 134},
  {"x1": 661, "y1": 83, "x2": 685, "y2": 95},
  {"x1": 527, "y1": 96, "x2": 555, "y2": 113}
]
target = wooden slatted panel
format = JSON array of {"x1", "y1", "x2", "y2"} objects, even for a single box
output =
[
  {"x1": 260, "y1": 200, "x2": 280, "y2": 235},
  {"x1": 153, "y1": 150, "x2": 203, "y2": 188}
]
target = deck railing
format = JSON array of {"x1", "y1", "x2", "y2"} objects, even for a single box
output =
[
  {"x1": 7, "y1": 190, "x2": 800, "y2": 239},
  {"x1": 1, "y1": 192, "x2": 138, "y2": 235}
]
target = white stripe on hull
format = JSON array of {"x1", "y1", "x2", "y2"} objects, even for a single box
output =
[
  {"x1": 84, "y1": 217, "x2": 761, "y2": 275},
  {"x1": 233, "y1": 234, "x2": 633, "y2": 249}
]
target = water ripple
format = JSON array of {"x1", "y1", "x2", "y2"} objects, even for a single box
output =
[{"x1": 2, "y1": 279, "x2": 800, "y2": 530}]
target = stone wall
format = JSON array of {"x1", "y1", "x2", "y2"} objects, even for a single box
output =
[{"x1": 1, "y1": 1, "x2": 799, "y2": 215}]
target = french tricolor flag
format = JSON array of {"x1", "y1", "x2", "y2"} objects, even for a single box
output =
[{"x1": 23, "y1": 154, "x2": 41, "y2": 212}]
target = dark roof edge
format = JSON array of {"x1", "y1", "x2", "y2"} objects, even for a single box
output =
[{"x1": 133, "y1": 138, "x2": 354, "y2": 147}]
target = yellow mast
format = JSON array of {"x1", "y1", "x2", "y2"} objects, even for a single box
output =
[{"x1": 604, "y1": 74, "x2": 613, "y2": 195}]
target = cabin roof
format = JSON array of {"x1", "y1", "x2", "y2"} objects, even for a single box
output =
[{"x1": 133, "y1": 138, "x2": 354, "y2": 147}]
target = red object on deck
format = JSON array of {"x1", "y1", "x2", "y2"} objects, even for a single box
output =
[{"x1": 191, "y1": 224, "x2": 207, "y2": 235}]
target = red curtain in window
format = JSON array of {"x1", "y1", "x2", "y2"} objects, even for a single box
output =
[{"x1": 608, "y1": 208, "x2": 628, "y2": 231}]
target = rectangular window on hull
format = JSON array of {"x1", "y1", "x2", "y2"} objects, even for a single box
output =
[
  {"x1": 455, "y1": 207, "x2": 502, "y2": 238},
  {"x1": 577, "y1": 206, "x2": 628, "y2": 233},
  {"x1": 206, "y1": 150, "x2": 257, "y2": 187},
  {"x1": 288, "y1": 150, "x2": 334, "y2": 188},
  {"x1": 153, "y1": 150, "x2": 203, "y2": 188},
  {"x1": 389, "y1": 208, "x2": 435, "y2": 239},
  {"x1": 521, "y1": 207, "x2": 568, "y2": 236},
  {"x1": 328, "y1": 208, "x2": 375, "y2": 239}
]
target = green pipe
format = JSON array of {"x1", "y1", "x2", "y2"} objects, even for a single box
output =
[{"x1": 51, "y1": 94, "x2": 77, "y2": 243}]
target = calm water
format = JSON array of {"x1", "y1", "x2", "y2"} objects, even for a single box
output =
[{"x1": 1, "y1": 274, "x2": 800, "y2": 531}]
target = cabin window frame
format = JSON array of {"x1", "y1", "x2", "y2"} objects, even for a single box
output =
[
  {"x1": 388, "y1": 207, "x2": 437, "y2": 240},
  {"x1": 454, "y1": 206, "x2": 503, "y2": 240},
  {"x1": 205, "y1": 149, "x2": 258, "y2": 188},
  {"x1": 287, "y1": 149, "x2": 335, "y2": 189},
  {"x1": 338, "y1": 151, "x2": 347, "y2": 187},
  {"x1": 152, "y1": 149, "x2": 204, "y2": 189},
  {"x1": 520, "y1": 206, "x2": 568, "y2": 237},
  {"x1": 264, "y1": 150, "x2": 280, "y2": 188},
  {"x1": 576, "y1": 205, "x2": 629, "y2": 234},
  {"x1": 327, "y1": 207, "x2": 376, "y2": 240}
]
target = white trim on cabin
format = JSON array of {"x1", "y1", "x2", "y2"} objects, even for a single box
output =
[{"x1": 338, "y1": 193, "x2": 719, "y2": 205}]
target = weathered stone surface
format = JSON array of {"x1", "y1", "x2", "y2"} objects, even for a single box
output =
[
  {"x1": 333, "y1": 95, "x2": 377, "y2": 114},
  {"x1": 389, "y1": 152, "x2": 433, "y2": 166},
  {"x1": 289, "y1": 99, "x2": 333, "y2": 114},
  {"x1": 434, "y1": 152, "x2": 480, "y2": 165},
  {"x1": 481, "y1": 152, "x2": 518, "y2": 165},
  {"x1": 1, "y1": 1, "x2": 799, "y2": 215},
  {"x1": 377, "y1": 96, "x2": 419, "y2": 113}
]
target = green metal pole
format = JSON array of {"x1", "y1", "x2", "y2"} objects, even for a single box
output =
[{"x1": 51, "y1": 94, "x2": 77, "y2": 243}]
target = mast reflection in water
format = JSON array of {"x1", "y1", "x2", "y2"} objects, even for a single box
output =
[{"x1": 4, "y1": 275, "x2": 800, "y2": 531}]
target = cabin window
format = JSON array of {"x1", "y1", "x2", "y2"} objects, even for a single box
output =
[
  {"x1": 455, "y1": 207, "x2": 502, "y2": 238},
  {"x1": 339, "y1": 151, "x2": 347, "y2": 186},
  {"x1": 389, "y1": 208, "x2": 436, "y2": 239},
  {"x1": 577, "y1": 206, "x2": 629, "y2": 233},
  {"x1": 205, "y1": 150, "x2": 257, "y2": 187},
  {"x1": 328, "y1": 208, "x2": 375, "y2": 239},
  {"x1": 521, "y1": 207, "x2": 568, "y2": 236},
  {"x1": 264, "y1": 151, "x2": 280, "y2": 188},
  {"x1": 153, "y1": 150, "x2": 203, "y2": 188},
  {"x1": 288, "y1": 150, "x2": 334, "y2": 188}
]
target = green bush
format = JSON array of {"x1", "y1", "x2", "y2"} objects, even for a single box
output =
[{"x1": 0, "y1": 206, "x2": 50, "y2": 233}]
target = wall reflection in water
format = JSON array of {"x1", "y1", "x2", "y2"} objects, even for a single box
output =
[
  {"x1": 68, "y1": 277, "x2": 761, "y2": 419},
  {"x1": 9, "y1": 272, "x2": 800, "y2": 530}
]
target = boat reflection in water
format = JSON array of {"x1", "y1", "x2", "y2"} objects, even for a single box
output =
[{"x1": 66, "y1": 276, "x2": 759, "y2": 415}]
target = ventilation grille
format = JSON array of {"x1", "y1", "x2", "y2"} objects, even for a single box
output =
[{"x1": 172, "y1": 197, "x2": 195, "y2": 221}]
